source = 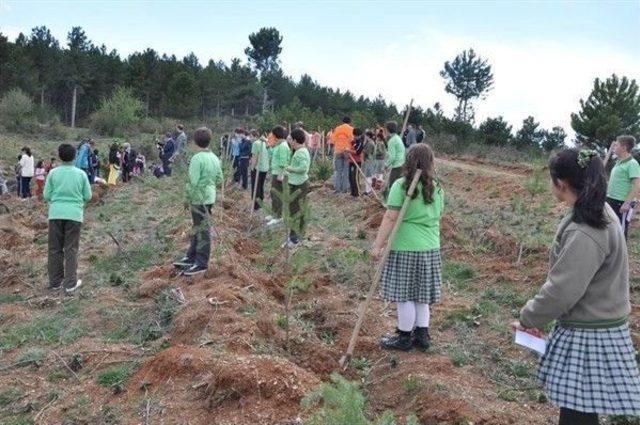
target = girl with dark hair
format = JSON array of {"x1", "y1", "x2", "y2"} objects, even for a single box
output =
[
  {"x1": 371, "y1": 144, "x2": 444, "y2": 351},
  {"x1": 515, "y1": 148, "x2": 640, "y2": 424},
  {"x1": 19, "y1": 147, "x2": 34, "y2": 198},
  {"x1": 35, "y1": 160, "x2": 46, "y2": 198}
]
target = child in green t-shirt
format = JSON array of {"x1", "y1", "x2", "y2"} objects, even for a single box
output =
[
  {"x1": 266, "y1": 125, "x2": 291, "y2": 227},
  {"x1": 173, "y1": 127, "x2": 223, "y2": 276},
  {"x1": 250, "y1": 130, "x2": 270, "y2": 211},
  {"x1": 283, "y1": 128, "x2": 311, "y2": 248},
  {"x1": 371, "y1": 144, "x2": 444, "y2": 351},
  {"x1": 44, "y1": 143, "x2": 93, "y2": 293}
]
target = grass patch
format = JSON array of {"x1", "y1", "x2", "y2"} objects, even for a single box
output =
[
  {"x1": 443, "y1": 261, "x2": 476, "y2": 291},
  {"x1": 98, "y1": 363, "x2": 138, "y2": 394},
  {"x1": 0, "y1": 388, "x2": 23, "y2": 407},
  {"x1": 402, "y1": 376, "x2": 422, "y2": 393},
  {"x1": 0, "y1": 299, "x2": 87, "y2": 352},
  {"x1": 0, "y1": 294, "x2": 27, "y2": 304}
]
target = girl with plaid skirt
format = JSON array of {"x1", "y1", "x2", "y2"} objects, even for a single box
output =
[
  {"x1": 371, "y1": 144, "x2": 444, "y2": 351},
  {"x1": 516, "y1": 149, "x2": 640, "y2": 425}
]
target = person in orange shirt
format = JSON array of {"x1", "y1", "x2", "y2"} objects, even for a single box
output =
[{"x1": 332, "y1": 116, "x2": 354, "y2": 194}]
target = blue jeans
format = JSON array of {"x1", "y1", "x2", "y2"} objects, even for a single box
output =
[
  {"x1": 333, "y1": 155, "x2": 350, "y2": 193},
  {"x1": 20, "y1": 176, "x2": 31, "y2": 198}
]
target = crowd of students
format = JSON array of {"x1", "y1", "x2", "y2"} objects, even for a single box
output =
[{"x1": 1, "y1": 112, "x2": 637, "y2": 424}]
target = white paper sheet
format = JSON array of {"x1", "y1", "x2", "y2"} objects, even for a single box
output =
[{"x1": 515, "y1": 330, "x2": 547, "y2": 355}]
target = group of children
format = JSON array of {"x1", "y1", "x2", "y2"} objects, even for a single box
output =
[
  {"x1": 14, "y1": 147, "x2": 57, "y2": 199},
  {"x1": 35, "y1": 117, "x2": 640, "y2": 424},
  {"x1": 106, "y1": 142, "x2": 145, "y2": 185}
]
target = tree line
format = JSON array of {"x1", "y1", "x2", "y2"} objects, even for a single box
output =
[{"x1": 0, "y1": 25, "x2": 638, "y2": 154}]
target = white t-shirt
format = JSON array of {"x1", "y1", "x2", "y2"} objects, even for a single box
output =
[{"x1": 20, "y1": 154, "x2": 34, "y2": 177}]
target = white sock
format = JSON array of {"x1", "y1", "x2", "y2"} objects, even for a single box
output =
[
  {"x1": 415, "y1": 303, "x2": 430, "y2": 328},
  {"x1": 397, "y1": 301, "x2": 416, "y2": 332}
]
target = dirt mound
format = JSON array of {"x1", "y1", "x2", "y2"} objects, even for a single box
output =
[
  {"x1": 484, "y1": 228, "x2": 518, "y2": 258},
  {"x1": 138, "y1": 278, "x2": 172, "y2": 298},
  {"x1": 130, "y1": 346, "x2": 211, "y2": 386},
  {"x1": 200, "y1": 355, "x2": 320, "y2": 422}
]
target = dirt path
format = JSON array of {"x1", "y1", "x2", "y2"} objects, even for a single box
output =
[{"x1": 437, "y1": 157, "x2": 529, "y2": 179}]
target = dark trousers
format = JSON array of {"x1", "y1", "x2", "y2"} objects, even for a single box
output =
[
  {"x1": 236, "y1": 157, "x2": 250, "y2": 189},
  {"x1": 251, "y1": 170, "x2": 268, "y2": 210},
  {"x1": 186, "y1": 204, "x2": 213, "y2": 268},
  {"x1": 349, "y1": 162, "x2": 361, "y2": 197},
  {"x1": 232, "y1": 156, "x2": 239, "y2": 182},
  {"x1": 384, "y1": 167, "x2": 403, "y2": 198},
  {"x1": 122, "y1": 167, "x2": 132, "y2": 182},
  {"x1": 162, "y1": 158, "x2": 172, "y2": 176},
  {"x1": 271, "y1": 175, "x2": 283, "y2": 218},
  {"x1": 607, "y1": 197, "x2": 630, "y2": 239},
  {"x1": 20, "y1": 176, "x2": 32, "y2": 198},
  {"x1": 48, "y1": 219, "x2": 82, "y2": 288},
  {"x1": 559, "y1": 408, "x2": 598, "y2": 425},
  {"x1": 289, "y1": 181, "x2": 309, "y2": 243},
  {"x1": 16, "y1": 177, "x2": 21, "y2": 196}
]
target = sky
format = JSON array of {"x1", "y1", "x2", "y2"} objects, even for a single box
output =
[{"x1": 1, "y1": 0, "x2": 639, "y2": 138}]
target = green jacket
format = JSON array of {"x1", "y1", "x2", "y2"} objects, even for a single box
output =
[
  {"x1": 385, "y1": 134, "x2": 405, "y2": 169},
  {"x1": 43, "y1": 164, "x2": 92, "y2": 223},
  {"x1": 186, "y1": 151, "x2": 223, "y2": 205}
]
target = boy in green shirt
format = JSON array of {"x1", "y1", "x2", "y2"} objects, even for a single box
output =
[
  {"x1": 250, "y1": 130, "x2": 270, "y2": 211},
  {"x1": 604, "y1": 135, "x2": 640, "y2": 239},
  {"x1": 266, "y1": 125, "x2": 291, "y2": 227},
  {"x1": 284, "y1": 128, "x2": 311, "y2": 247},
  {"x1": 384, "y1": 121, "x2": 406, "y2": 199},
  {"x1": 44, "y1": 143, "x2": 92, "y2": 293},
  {"x1": 173, "y1": 127, "x2": 223, "y2": 276}
]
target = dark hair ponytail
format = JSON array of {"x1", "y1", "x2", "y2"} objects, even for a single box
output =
[{"x1": 549, "y1": 148, "x2": 608, "y2": 228}]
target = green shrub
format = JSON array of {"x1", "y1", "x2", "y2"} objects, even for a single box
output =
[
  {"x1": 98, "y1": 364, "x2": 135, "y2": 394},
  {"x1": 302, "y1": 373, "x2": 415, "y2": 425},
  {"x1": 91, "y1": 87, "x2": 143, "y2": 136},
  {"x1": 0, "y1": 88, "x2": 36, "y2": 131},
  {"x1": 311, "y1": 157, "x2": 334, "y2": 182}
]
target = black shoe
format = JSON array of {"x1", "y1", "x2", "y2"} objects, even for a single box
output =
[
  {"x1": 182, "y1": 264, "x2": 207, "y2": 276},
  {"x1": 413, "y1": 327, "x2": 431, "y2": 350},
  {"x1": 173, "y1": 257, "x2": 194, "y2": 268},
  {"x1": 380, "y1": 329, "x2": 412, "y2": 351}
]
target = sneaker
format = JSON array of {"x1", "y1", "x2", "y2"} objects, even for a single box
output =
[
  {"x1": 65, "y1": 279, "x2": 82, "y2": 293},
  {"x1": 412, "y1": 327, "x2": 431, "y2": 350},
  {"x1": 48, "y1": 283, "x2": 62, "y2": 292},
  {"x1": 380, "y1": 329, "x2": 412, "y2": 351},
  {"x1": 173, "y1": 257, "x2": 194, "y2": 268},
  {"x1": 266, "y1": 218, "x2": 282, "y2": 227},
  {"x1": 264, "y1": 215, "x2": 273, "y2": 222},
  {"x1": 183, "y1": 264, "x2": 207, "y2": 276}
]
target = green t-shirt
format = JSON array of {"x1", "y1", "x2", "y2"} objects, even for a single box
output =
[
  {"x1": 287, "y1": 147, "x2": 311, "y2": 186},
  {"x1": 43, "y1": 164, "x2": 92, "y2": 223},
  {"x1": 385, "y1": 134, "x2": 405, "y2": 169},
  {"x1": 271, "y1": 140, "x2": 291, "y2": 176},
  {"x1": 607, "y1": 156, "x2": 640, "y2": 201},
  {"x1": 386, "y1": 177, "x2": 444, "y2": 251},
  {"x1": 186, "y1": 151, "x2": 223, "y2": 205},
  {"x1": 251, "y1": 139, "x2": 270, "y2": 173}
]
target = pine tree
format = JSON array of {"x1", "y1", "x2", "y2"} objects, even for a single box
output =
[
  {"x1": 440, "y1": 49, "x2": 494, "y2": 123},
  {"x1": 571, "y1": 74, "x2": 640, "y2": 150},
  {"x1": 478, "y1": 116, "x2": 513, "y2": 146},
  {"x1": 513, "y1": 116, "x2": 543, "y2": 150}
]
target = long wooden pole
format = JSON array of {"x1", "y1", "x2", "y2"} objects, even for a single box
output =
[
  {"x1": 339, "y1": 169, "x2": 422, "y2": 369},
  {"x1": 400, "y1": 98, "x2": 414, "y2": 139}
]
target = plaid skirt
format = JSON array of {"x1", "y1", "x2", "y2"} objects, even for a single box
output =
[
  {"x1": 380, "y1": 250, "x2": 442, "y2": 304},
  {"x1": 537, "y1": 323, "x2": 640, "y2": 415}
]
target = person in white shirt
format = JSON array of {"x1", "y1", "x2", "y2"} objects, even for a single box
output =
[{"x1": 19, "y1": 147, "x2": 35, "y2": 198}]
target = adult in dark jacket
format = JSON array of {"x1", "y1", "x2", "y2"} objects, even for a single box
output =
[
  {"x1": 122, "y1": 143, "x2": 137, "y2": 183},
  {"x1": 235, "y1": 134, "x2": 253, "y2": 190},
  {"x1": 160, "y1": 133, "x2": 176, "y2": 176}
]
